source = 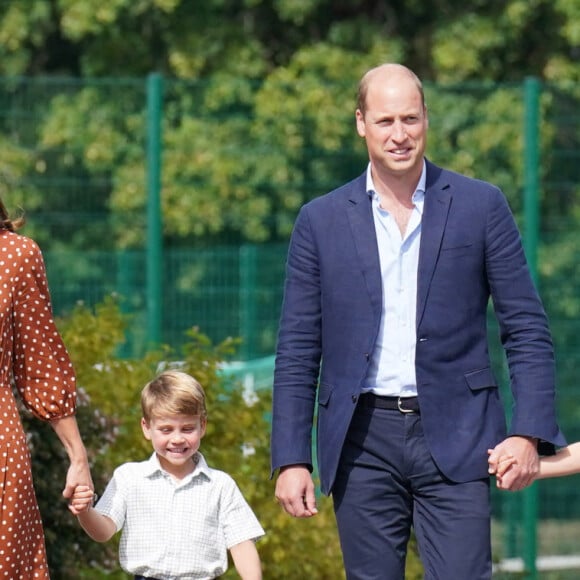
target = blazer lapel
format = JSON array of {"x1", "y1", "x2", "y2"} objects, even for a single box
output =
[
  {"x1": 346, "y1": 176, "x2": 383, "y2": 318},
  {"x1": 417, "y1": 161, "x2": 452, "y2": 328}
]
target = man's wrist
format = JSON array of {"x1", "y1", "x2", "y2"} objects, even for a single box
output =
[{"x1": 280, "y1": 464, "x2": 309, "y2": 473}]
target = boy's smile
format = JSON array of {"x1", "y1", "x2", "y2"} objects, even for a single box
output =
[{"x1": 141, "y1": 414, "x2": 206, "y2": 479}]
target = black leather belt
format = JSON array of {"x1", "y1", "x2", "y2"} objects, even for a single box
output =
[
  {"x1": 135, "y1": 576, "x2": 161, "y2": 580},
  {"x1": 359, "y1": 393, "x2": 420, "y2": 414}
]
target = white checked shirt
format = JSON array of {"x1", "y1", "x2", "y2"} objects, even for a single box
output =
[{"x1": 95, "y1": 452, "x2": 265, "y2": 579}]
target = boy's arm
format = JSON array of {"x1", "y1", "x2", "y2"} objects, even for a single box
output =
[
  {"x1": 229, "y1": 540, "x2": 262, "y2": 580},
  {"x1": 71, "y1": 486, "x2": 117, "y2": 542},
  {"x1": 76, "y1": 507, "x2": 117, "y2": 542},
  {"x1": 537, "y1": 442, "x2": 580, "y2": 479}
]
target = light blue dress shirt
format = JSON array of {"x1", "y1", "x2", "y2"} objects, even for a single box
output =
[{"x1": 363, "y1": 162, "x2": 426, "y2": 397}]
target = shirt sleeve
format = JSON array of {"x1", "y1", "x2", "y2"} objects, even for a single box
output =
[
  {"x1": 11, "y1": 238, "x2": 77, "y2": 420},
  {"x1": 219, "y1": 474, "x2": 265, "y2": 548},
  {"x1": 95, "y1": 466, "x2": 127, "y2": 532}
]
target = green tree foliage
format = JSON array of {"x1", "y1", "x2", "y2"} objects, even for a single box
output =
[
  {"x1": 1, "y1": 0, "x2": 577, "y2": 81},
  {"x1": 0, "y1": 0, "x2": 578, "y2": 249}
]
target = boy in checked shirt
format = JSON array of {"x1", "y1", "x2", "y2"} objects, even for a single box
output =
[{"x1": 71, "y1": 370, "x2": 264, "y2": 580}]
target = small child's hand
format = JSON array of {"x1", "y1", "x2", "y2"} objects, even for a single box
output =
[
  {"x1": 68, "y1": 484, "x2": 95, "y2": 515},
  {"x1": 487, "y1": 449, "x2": 517, "y2": 487}
]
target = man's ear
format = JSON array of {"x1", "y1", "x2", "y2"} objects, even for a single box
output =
[{"x1": 355, "y1": 109, "x2": 366, "y2": 138}]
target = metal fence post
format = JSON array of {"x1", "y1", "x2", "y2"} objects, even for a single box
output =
[
  {"x1": 522, "y1": 75, "x2": 541, "y2": 580},
  {"x1": 146, "y1": 72, "x2": 164, "y2": 347}
]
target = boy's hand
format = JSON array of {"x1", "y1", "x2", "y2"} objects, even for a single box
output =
[
  {"x1": 68, "y1": 484, "x2": 95, "y2": 515},
  {"x1": 488, "y1": 448, "x2": 517, "y2": 487}
]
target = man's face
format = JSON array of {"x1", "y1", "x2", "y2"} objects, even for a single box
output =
[{"x1": 356, "y1": 69, "x2": 428, "y2": 183}]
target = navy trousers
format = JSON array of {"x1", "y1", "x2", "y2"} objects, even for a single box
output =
[{"x1": 332, "y1": 402, "x2": 492, "y2": 579}]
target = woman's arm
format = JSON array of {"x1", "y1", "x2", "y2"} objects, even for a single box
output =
[{"x1": 50, "y1": 415, "x2": 93, "y2": 514}]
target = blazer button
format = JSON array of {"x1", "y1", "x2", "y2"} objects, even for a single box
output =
[{"x1": 352, "y1": 394, "x2": 358, "y2": 403}]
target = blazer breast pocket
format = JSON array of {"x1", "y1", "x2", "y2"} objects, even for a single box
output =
[
  {"x1": 439, "y1": 238, "x2": 483, "y2": 262},
  {"x1": 440, "y1": 238, "x2": 473, "y2": 253}
]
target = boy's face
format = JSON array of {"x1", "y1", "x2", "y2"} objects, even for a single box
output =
[{"x1": 141, "y1": 414, "x2": 206, "y2": 478}]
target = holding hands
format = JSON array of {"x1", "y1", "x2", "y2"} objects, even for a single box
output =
[
  {"x1": 488, "y1": 436, "x2": 539, "y2": 490},
  {"x1": 490, "y1": 441, "x2": 580, "y2": 483},
  {"x1": 488, "y1": 449, "x2": 517, "y2": 488},
  {"x1": 68, "y1": 484, "x2": 95, "y2": 515}
]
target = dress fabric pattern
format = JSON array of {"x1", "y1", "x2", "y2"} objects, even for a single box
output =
[{"x1": 0, "y1": 230, "x2": 77, "y2": 579}]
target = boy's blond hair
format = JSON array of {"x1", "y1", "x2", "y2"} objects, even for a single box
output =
[{"x1": 141, "y1": 370, "x2": 207, "y2": 423}]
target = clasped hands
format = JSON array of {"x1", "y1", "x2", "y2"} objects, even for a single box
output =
[
  {"x1": 67, "y1": 485, "x2": 95, "y2": 514},
  {"x1": 487, "y1": 435, "x2": 539, "y2": 490}
]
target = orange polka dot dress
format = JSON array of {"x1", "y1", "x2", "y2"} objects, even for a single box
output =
[{"x1": 0, "y1": 230, "x2": 77, "y2": 579}]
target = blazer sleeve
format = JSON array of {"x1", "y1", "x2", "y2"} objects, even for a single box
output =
[
  {"x1": 486, "y1": 187, "x2": 565, "y2": 449},
  {"x1": 270, "y1": 205, "x2": 322, "y2": 474}
]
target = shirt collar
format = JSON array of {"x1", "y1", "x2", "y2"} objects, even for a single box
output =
[
  {"x1": 144, "y1": 451, "x2": 212, "y2": 482},
  {"x1": 365, "y1": 160, "x2": 427, "y2": 203}
]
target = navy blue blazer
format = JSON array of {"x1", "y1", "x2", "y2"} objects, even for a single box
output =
[{"x1": 271, "y1": 160, "x2": 566, "y2": 495}]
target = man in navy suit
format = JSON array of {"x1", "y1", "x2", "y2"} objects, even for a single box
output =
[{"x1": 270, "y1": 63, "x2": 565, "y2": 579}]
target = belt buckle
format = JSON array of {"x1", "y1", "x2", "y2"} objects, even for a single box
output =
[{"x1": 397, "y1": 396, "x2": 414, "y2": 414}]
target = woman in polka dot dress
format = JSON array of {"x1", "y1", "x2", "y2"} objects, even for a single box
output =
[{"x1": 0, "y1": 199, "x2": 93, "y2": 579}]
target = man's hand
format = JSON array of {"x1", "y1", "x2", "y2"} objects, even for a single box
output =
[
  {"x1": 488, "y1": 436, "x2": 539, "y2": 491},
  {"x1": 275, "y1": 465, "x2": 318, "y2": 518}
]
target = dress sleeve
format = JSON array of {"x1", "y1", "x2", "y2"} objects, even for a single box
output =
[{"x1": 11, "y1": 238, "x2": 77, "y2": 421}]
